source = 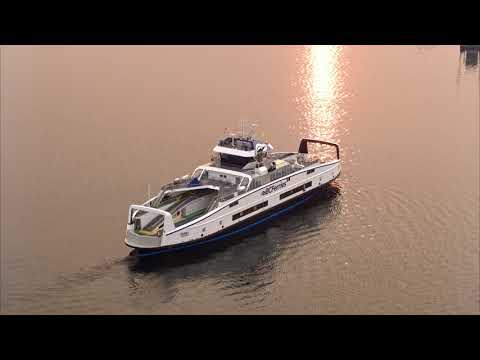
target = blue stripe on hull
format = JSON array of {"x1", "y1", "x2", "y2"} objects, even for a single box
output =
[{"x1": 135, "y1": 190, "x2": 317, "y2": 258}]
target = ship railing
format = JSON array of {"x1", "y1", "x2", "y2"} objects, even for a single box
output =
[
  {"x1": 146, "y1": 177, "x2": 209, "y2": 209},
  {"x1": 297, "y1": 156, "x2": 320, "y2": 167},
  {"x1": 145, "y1": 175, "x2": 249, "y2": 212},
  {"x1": 206, "y1": 185, "x2": 250, "y2": 211},
  {"x1": 249, "y1": 164, "x2": 298, "y2": 191},
  {"x1": 128, "y1": 205, "x2": 175, "y2": 234}
]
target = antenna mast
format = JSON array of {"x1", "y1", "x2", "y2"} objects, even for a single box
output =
[{"x1": 249, "y1": 123, "x2": 257, "y2": 138}]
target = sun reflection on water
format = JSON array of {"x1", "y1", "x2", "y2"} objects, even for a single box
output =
[{"x1": 296, "y1": 45, "x2": 348, "y2": 145}]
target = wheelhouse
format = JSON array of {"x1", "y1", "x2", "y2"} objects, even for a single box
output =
[{"x1": 212, "y1": 135, "x2": 272, "y2": 168}]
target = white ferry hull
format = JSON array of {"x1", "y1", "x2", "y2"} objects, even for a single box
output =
[{"x1": 125, "y1": 159, "x2": 341, "y2": 257}]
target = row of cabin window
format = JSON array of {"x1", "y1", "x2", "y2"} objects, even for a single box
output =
[
  {"x1": 230, "y1": 181, "x2": 312, "y2": 221},
  {"x1": 232, "y1": 201, "x2": 268, "y2": 221},
  {"x1": 279, "y1": 181, "x2": 312, "y2": 200}
]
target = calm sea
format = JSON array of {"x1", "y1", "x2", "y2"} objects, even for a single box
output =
[{"x1": 1, "y1": 45, "x2": 478, "y2": 314}]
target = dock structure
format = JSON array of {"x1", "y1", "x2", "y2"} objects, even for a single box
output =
[
  {"x1": 465, "y1": 51, "x2": 479, "y2": 67},
  {"x1": 460, "y1": 45, "x2": 480, "y2": 52}
]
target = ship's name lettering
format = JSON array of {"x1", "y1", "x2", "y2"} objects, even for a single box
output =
[{"x1": 262, "y1": 181, "x2": 287, "y2": 196}]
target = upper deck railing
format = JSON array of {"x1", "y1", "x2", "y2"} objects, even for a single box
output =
[
  {"x1": 249, "y1": 163, "x2": 301, "y2": 190},
  {"x1": 217, "y1": 137, "x2": 256, "y2": 151}
]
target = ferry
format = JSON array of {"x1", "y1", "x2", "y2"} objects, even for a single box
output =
[{"x1": 125, "y1": 129, "x2": 341, "y2": 257}]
